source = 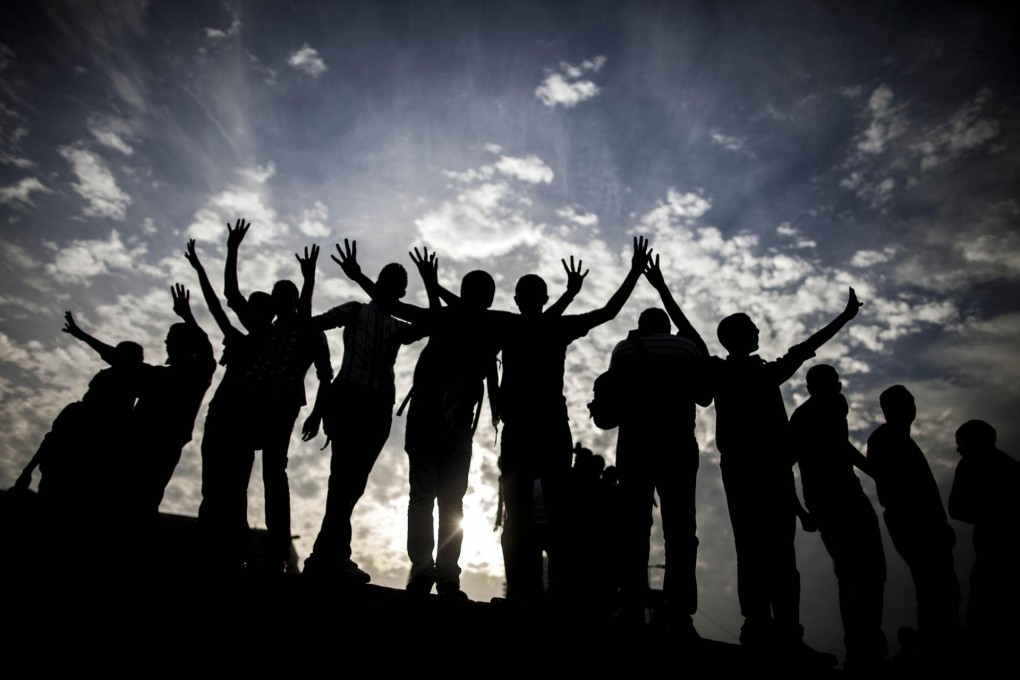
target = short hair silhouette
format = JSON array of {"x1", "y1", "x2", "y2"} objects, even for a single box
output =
[
  {"x1": 638, "y1": 308, "x2": 670, "y2": 335},
  {"x1": 806, "y1": 364, "x2": 840, "y2": 394},
  {"x1": 956, "y1": 419, "x2": 996, "y2": 450},
  {"x1": 248, "y1": 291, "x2": 274, "y2": 322},
  {"x1": 166, "y1": 323, "x2": 207, "y2": 363},
  {"x1": 461, "y1": 270, "x2": 495, "y2": 309},
  {"x1": 377, "y1": 263, "x2": 408, "y2": 300},
  {"x1": 717, "y1": 312, "x2": 756, "y2": 353},
  {"x1": 879, "y1": 385, "x2": 915, "y2": 424},
  {"x1": 115, "y1": 340, "x2": 144, "y2": 363},
  {"x1": 272, "y1": 279, "x2": 300, "y2": 316}
]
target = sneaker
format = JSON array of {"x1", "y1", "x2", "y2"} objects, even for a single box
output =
[{"x1": 406, "y1": 572, "x2": 435, "y2": 594}]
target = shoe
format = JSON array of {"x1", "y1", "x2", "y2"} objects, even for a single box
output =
[
  {"x1": 406, "y1": 572, "x2": 435, "y2": 594},
  {"x1": 338, "y1": 559, "x2": 371, "y2": 584},
  {"x1": 436, "y1": 581, "x2": 469, "y2": 600}
]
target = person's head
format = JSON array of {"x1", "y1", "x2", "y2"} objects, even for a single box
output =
[
  {"x1": 165, "y1": 322, "x2": 206, "y2": 365},
  {"x1": 272, "y1": 279, "x2": 300, "y2": 319},
  {"x1": 514, "y1": 274, "x2": 548, "y2": 316},
  {"x1": 461, "y1": 270, "x2": 495, "y2": 310},
  {"x1": 717, "y1": 313, "x2": 759, "y2": 355},
  {"x1": 806, "y1": 364, "x2": 841, "y2": 396},
  {"x1": 638, "y1": 308, "x2": 671, "y2": 336},
  {"x1": 247, "y1": 291, "x2": 275, "y2": 328},
  {"x1": 115, "y1": 341, "x2": 144, "y2": 364},
  {"x1": 376, "y1": 263, "x2": 408, "y2": 303},
  {"x1": 880, "y1": 385, "x2": 916, "y2": 427},
  {"x1": 955, "y1": 419, "x2": 997, "y2": 458}
]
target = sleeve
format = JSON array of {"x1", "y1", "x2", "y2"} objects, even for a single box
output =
[
  {"x1": 768, "y1": 342, "x2": 816, "y2": 385},
  {"x1": 311, "y1": 301, "x2": 359, "y2": 332},
  {"x1": 560, "y1": 313, "x2": 597, "y2": 343},
  {"x1": 399, "y1": 320, "x2": 429, "y2": 345},
  {"x1": 312, "y1": 331, "x2": 333, "y2": 382}
]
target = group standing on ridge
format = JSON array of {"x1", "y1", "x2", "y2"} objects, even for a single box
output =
[{"x1": 9, "y1": 219, "x2": 1018, "y2": 670}]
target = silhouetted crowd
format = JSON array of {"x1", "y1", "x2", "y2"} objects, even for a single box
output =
[{"x1": 8, "y1": 221, "x2": 1019, "y2": 670}]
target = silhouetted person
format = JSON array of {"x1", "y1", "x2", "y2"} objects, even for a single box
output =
[
  {"x1": 15, "y1": 317, "x2": 142, "y2": 568},
  {"x1": 792, "y1": 364, "x2": 887, "y2": 670},
  {"x1": 302, "y1": 262, "x2": 425, "y2": 581},
  {"x1": 334, "y1": 240, "x2": 511, "y2": 598},
  {"x1": 222, "y1": 222, "x2": 332, "y2": 572},
  {"x1": 949, "y1": 420, "x2": 1020, "y2": 647},
  {"x1": 608, "y1": 254, "x2": 709, "y2": 637},
  {"x1": 867, "y1": 385, "x2": 960, "y2": 648},
  {"x1": 497, "y1": 240, "x2": 649, "y2": 604},
  {"x1": 708, "y1": 288, "x2": 861, "y2": 662},
  {"x1": 187, "y1": 231, "x2": 274, "y2": 571}
]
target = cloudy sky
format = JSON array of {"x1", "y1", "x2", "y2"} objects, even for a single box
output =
[{"x1": 1, "y1": 0, "x2": 1018, "y2": 658}]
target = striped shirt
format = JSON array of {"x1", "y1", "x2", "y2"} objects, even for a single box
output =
[{"x1": 313, "y1": 301, "x2": 424, "y2": 406}]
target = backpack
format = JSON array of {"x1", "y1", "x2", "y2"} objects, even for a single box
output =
[
  {"x1": 587, "y1": 367, "x2": 624, "y2": 430},
  {"x1": 588, "y1": 333, "x2": 649, "y2": 430}
]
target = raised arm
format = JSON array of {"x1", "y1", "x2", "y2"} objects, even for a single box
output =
[
  {"x1": 579, "y1": 235, "x2": 650, "y2": 329},
  {"x1": 185, "y1": 239, "x2": 234, "y2": 336},
  {"x1": 224, "y1": 218, "x2": 261, "y2": 331},
  {"x1": 62, "y1": 312, "x2": 121, "y2": 365},
  {"x1": 544, "y1": 256, "x2": 588, "y2": 317},
  {"x1": 801, "y1": 288, "x2": 863, "y2": 354},
  {"x1": 643, "y1": 253, "x2": 708, "y2": 355},
  {"x1": 410, "y1": 246, "x2": 451, "y2": 309},
  {"x1": 296, "y1": 244, "x2": 319, "y2": 319},
  {"x1": 332, "y1": 239, "x2": 431, "y2": 325}
]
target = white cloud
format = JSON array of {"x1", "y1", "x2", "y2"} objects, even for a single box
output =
[
  {"x1": 43, "y1": 229, "x2": 157, "y2": 286},
  {"x1": 857, "y1": 84, "x2": 906, "y2": 155},
  {"x1": 913, "y1": 90, "x2": 1000, "y2": 171},
  {"x1": 0, "y1": 177, "x2": 49, "y2": 206},
  {"x1": 87, "y1": 116, "x2": 135, "y2": 155},
  {"x1": 840, "y1": 171, "x2": 895, "y2": 207},
  {"x1": 0, "y1": 153, "x2": 33, "y2": 168},
  {"x1": 205, "y1": 16, "x2": 241, "y2": 40},
  {"x1": 534, "y1": 56, "x2": 607, "y2": 109},
  {"x1": 297, "y1": 201, "x2": 331, "y2": 238},
  {"x1": 416, "y1": 149, "x2": 561, "y2": 259},
  {"x1": 557, "y1": 206, "x2": 598, "y2": 227},
  {"x1": 288, "y1": 44, "x2": 327, "y2": 78},
  {"x1": 492, "y1": 154, "x2": 554, "y2": 184},
  {"x1": 958, "y1": 232, "x2": 1020, "y2": 276},
  {"x1": 186, "y1": 179, "x2": 290, "y2": 247},
  {"x1": 59, "y1": 146, "x2": 132, "y2": 220},
  {"x1": 709, "y1": 131, "x2": 746, "y2": 152},
  {"x1": 775, "y1": 222, "x2": 816, "y2": 248},
  {"x1": 850, "y1": 248, "x2": 895, "y2": 268},
  {"x1": 416, "y1": 181, "x2": 544, "y2": 260},
  {"x1": 238, "y1": 161, "x2": 276, "y2": 184}
]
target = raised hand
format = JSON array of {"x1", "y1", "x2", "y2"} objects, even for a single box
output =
[
  {"x1": 643, "y1": 253, "x2": 667, "y2": 291},
  {"x1": 171, "y1": 283, "x2": 192, "y2": 319},
  {"x1": 184, "y1": 239, "x2": 203, "y2": 271},
  {"x1": 331, "y1": 239, "x2": 361, "y2": 280},
  {"x1": 842, "y1": 287, "x2": 863, "y2": 320},
  {"x1": 561, "y1": 256, "x2": 589, "y2": 296},
  {"x1": 409, "y1": 246, "x2": 438, "y2": 285},
  {"x1": 296, "y1": 244, "x2": 320, "y2": 280},
  {"x1": 62, "y1": 311, "x2": 84, "y2": 339},
  {"x1": 631, "y1": 235, "x2": 651, "y2": 271},
  {"x1": 226, "y1": 218, "x2": 250, "y2": 251}
]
